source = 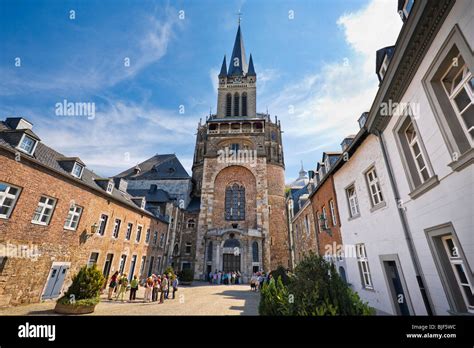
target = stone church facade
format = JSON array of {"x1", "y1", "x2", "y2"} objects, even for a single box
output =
[{"x1": 191, "y1": 24, "x2": 289, "y2": 282}]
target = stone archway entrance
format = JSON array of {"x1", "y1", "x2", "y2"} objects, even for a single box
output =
[{"x1": 222, "y1": 237, "x2": 241, "y2": 272}]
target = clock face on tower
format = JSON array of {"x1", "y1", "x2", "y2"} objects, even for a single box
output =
[{"x1": 233, "y1": 76, "x2": 242, "y2": 84}]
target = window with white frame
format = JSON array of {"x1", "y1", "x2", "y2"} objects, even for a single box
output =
[
  {"x1": 187, "y1": 219, "x2": 195, "y2": 228},
  {"x1": 0, "y1": 182, "x2": 21, "y2": 219},
  {"x1": 136, "y1": 225, "x2": 142, "y2": 243},
  {"x1": 112, "y1": 219, "x2": 121, "y2": 238},
  {"x1": 88, "y1": 252, "x2": 99, "y2": 267},
  {"x1": 125, "y1": 223, "x2": 133, "y2": 240},
  {"x1": 106, "y1": 181, "x2": 114, "y2": 194},
  {"x1": 64, "y1": 204, "x2": 83, "y2": 230},
  {"x1": 145, "y1": 228, "x2": 150, "y2": 244},
  {"x1": 329, "y1": 200, "x2": 337, "y2": 226},
  {"x1": 71, "y1": 162, "x2": 84, "y2": 179},
  {"x1": 441, "y1": 53, "x2": 474, "y2": 146},
  {"x1": 379, "y1": 54, "x2": 390, "y2": 80},
  {"x1": 18, "y1": 134, "x2": 37, "y2": 155},
  {"x1": 98, "y1": 214, "x2": 108, "y2": 236},
  {"x1": 321, "y1": 207, "x2": 328, "y2": 230},
  {"x1": 185, "y1": 242, "x2": 192, "y2": 255},
  {"x1": 441, "y1": 235, "x2": 474, "y2": 313},
  {"x1": 404, "y1": 121, "x2": 431, "y2": 183},
  {"x1": 366, "y1": 167, "x2": 384, "y2": 207},
  {"x1": 153, "y1": 231, "x2": 158, "y2": 245},
  {"x1": 32, "y1": 196, "x2": 56, "y2": 225},
  {"x1": 159, "y1": 233, "x2": 165, "y2": 247},
  {"x1": 346, "y1": 185, "x2": 360, "y2": 218},
  {"x1": 356, "y1": 244, "x2": 373, "y2": 289},
  {"x1": 304, "y1": 214, "x2": 310, "y2": 235}
]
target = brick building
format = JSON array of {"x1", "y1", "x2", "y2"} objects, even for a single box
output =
[{"x1": 0, "y1": 118, "x2": 169, "y2": 306}]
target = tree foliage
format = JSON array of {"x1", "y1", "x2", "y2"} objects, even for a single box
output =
[{"x1": 64, "y1": 265, "x2": 105, "y2": 301}]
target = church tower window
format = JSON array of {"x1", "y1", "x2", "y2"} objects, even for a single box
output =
[
  {"x1": 226, "y1": 93, "x2": 232, "y2": 117},
  {"x1": 225, "y1": 183, "x2": 245, "y2": 220},
  {"x1": 242, "y1": 93, "x2": 248, "y2": 116},
  {"x1": 252, "y1": 241, "x2": 259, "y2": 262},
  {"x1": 207, "y1": 242, "x2": 213, "y2": 261},
  {"x1": 234, "y1": 93, "x2": 240, "y2": 116}
]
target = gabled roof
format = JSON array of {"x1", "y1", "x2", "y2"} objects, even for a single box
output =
[
  {"x1": 115, "y1": 154, "x2": 190, "y2": 180},
  {"x1": 126, "y1": 188, "x2": 171, "y2": 203},
  {"x1": 219, "y1": 55, "x2": 227, "y2": 77},
  {"x1": 0, "y1": 120, "x2": 168, "y2": 223},
  {"x1": 247, "y1": 54, "x2": 256, "y2": 76},
  {"x1": 228, "y1": 24, "x2": 248, "y2": 76}
]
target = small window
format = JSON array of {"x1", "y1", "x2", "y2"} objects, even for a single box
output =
[
  {"x1": 379, "y1": 54, "x2": 390, "y2": 80},
  {"x1": 136, "y1": 225, "x2": 142, "y2": 243},
  {"x1": 185, "y1": 242, "x2": 192, "y2": 255},
  {"x1": 329, "y1": 200, "x2": 337, "y2": 226},
  {"x1": 304, "y1": 214, "x2": 310, "y2": 235},
  {"x1": 97, "y1": 214, "x2": 108, "y2": 236},
  {"x1": 18, "y1": 134, "x2": 37, "y2": 155},
  {"x1": 366, "y1": 167, "x2": 384, "y2": 207},
  {"x1": 32, "y1": 196, "x2": 56, "y2": 225},
  {"x1": 242, "y1": 92, "x2": 248, "y2": 116},
  {"x1": 0, "y1": 182, "x2": 21, "y2": 219},
  {"x1": 356, "y1": 244, "x2": 373, "y2": 289},
  {"x1": 71, "y1": 162, "x2": 84, "y2": 179},
  {"x1": 207, "y1": 241, "x2": 213, "y2": 261},
  {"x1": 64, "y1": 204, "x2": 83, "y2": 230},
  {"x1": 145, "y1": 228, "x2": 150, "y2": 244},
  {"x1": 234, "y1": 93, "x2": 240, "y2": 116},
  {"x1": 403, "y1": 120, "x2": 432, "y2": 184},
  {"x1": 153, "y1": 231, "x2": 158, "y2": 245},
  {"x1": 346, "y1": 185, "x2": 360, "y2": 218},
  {"x1": 112, "y1": 219, "x2": 121, "y2": 238},
  {"x1": 252, "y1": 241, "x2": 259, "y2": 262},
  {"x1": 321, "y1": 207, "x2": 328, "y2": 230},
  {"x1": 226, "y1": 93, "x2": 232, "y2": 117},
  {"x1": 187, "y1": 219, "x2": 196, "y2": 228},
  {"x1": 159, "y1": 233, "x2": 165, "y2": 247},
  {"x1": 88, "y1": 252, "x2": 99, "y2": 267},
  {"x1": 106, "y1": 181, "x2": 114, "y2": 194},
  {"x1": 125, "y1": 223, "x2": 133, "y2": 240}
]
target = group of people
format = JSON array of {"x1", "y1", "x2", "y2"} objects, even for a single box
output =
[
  {"x1": 107, "y1": 271, "x2": 179, "y2": 303},
  {"x1": 208, "y1": 270, "x2": 241, "y2": 285},
  {"x1": 250, "y1": 272, "x2": 273, "y2": 292}
]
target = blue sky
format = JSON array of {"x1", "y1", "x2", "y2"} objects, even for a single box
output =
[{"x1": 0, "y1": 0, "x2": 402, "y2": 182}]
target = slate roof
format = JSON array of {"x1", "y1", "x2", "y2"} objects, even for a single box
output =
[
  {"x1": 228, "y1": 24, "x2": 248, "y2": 76},
  {"x1": 0, "y1": 120, "x2": 168, "y2": 223},
  {"x1": 126, "y1": 188, "x2": 171, "y2": 203},
  {"x1": 186, "y1": 196, "x2": 201, "y2": 213},
  {"x1": 114, "y1": 154, "x2": 190, "y2": 180},
  {"x1": 288, "y1": 185, "x2": 310, "y2": 216}
]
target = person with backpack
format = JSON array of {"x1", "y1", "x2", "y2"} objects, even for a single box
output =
[
  {"x1": 107, "y1": 271, "x2": 119, "y2": 300},
  {"x1": 115, "y1": 273, "x2": 128, "y2": 302}
]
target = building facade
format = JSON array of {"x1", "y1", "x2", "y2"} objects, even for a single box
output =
[
  {"x1": 366, "y1": 0, "x2": 473, "y2": 314},
  {"x1": 191, "y1": 24, "x2": 289, "y2": 281},
  {"x1": 0, "y1": 118, "x2": 169, "y2": 306}
]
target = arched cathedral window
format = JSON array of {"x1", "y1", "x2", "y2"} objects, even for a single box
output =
[
  {"x1": 226, "y1": 93, "x2": 232, "y2": 117},
  {"x1": 242, "y1": 92, "x2": 247, "y2": 116},
  {"x1": 225, "y1": 183, "x2": 245, "y2": 220},
  {"x1": 234, "y1": 93, "x2": 240, "y2": 117}
]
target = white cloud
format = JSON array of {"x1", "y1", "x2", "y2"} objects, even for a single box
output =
[{"x1": 262, "y1": 0, "x2": 402, "y2": 173}]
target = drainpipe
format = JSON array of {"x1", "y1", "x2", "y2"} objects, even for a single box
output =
[{"x1": 376, "y1": 130, "x2": 433, "y2": 315}]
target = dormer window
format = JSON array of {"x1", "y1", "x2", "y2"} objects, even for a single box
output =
[
  {"x1": 324, "y1": 157, "x2": 330, "y2": 172},
  {"x1": 18, "y1": 134, "x2": 37, "y2": 155},
  {"x1": 379, "y1": 54, "x2": 390, "y2": 81},
  {"x1": 71, "y1": 162, "x2": 84, "y2": 179},
  {"x1": 140, "y1": 199, "x2": 146, "y2": 209},
  {"x1": 399, "y1": 0, "x2": 415, "y2": 21},
  {"x1": 106, "y1": 181, "x2": 114, "y2": 194}
]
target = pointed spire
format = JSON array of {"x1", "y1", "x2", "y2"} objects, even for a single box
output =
[
  {"x1": 218, "y1": 55, "x2": 227, "y2": 78},
  {"x1": 247, "y1": 53, "x2": 256, "y2": 76},
  {"x1": 228, "y1": 24, "x2": 247, "y2": 76}
]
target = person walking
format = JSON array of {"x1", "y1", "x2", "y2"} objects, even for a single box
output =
[
  {"x1": 171, "y1": 276, "x2": 179, "y2": 299},
  {"x1": 144, "y1": 276, "x2": 154, "y2": 302},
  {"x1": 107, "y1": 271, "x2": 119, "y2": 300},
  {"x1": 129, "y1": 275, "x2": 139, "y2": 301},
  {"x1": 115, "y1": 273, "x2": 128, "y2": 302}
]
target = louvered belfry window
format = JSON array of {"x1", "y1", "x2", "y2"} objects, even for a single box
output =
[{"x1": 225, "y1": 183, "x2": 245, "y2": 220}]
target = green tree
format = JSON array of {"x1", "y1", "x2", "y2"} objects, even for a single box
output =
[
  {"x1": 259, "y1": 277, "x2": 290, "y2": 316},
  {"x1": 58, "y1": 265, "x2": 105, "y2": 306}
]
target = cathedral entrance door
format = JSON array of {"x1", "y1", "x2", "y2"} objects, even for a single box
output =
[{"x1": 223, "y1": 253, "x2": 241, "y2": 272}]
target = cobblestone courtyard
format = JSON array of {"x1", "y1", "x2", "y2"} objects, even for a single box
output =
[{"x1": 0, "y1": 282, "x2": 260, "y2": 316}]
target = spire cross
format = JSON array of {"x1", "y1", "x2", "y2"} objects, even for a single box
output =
[{"x1": 237, "y1": 10, "x2": 242, "y2": 25}]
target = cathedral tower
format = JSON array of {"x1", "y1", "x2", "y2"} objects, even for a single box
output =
[{"x1": 192, "y1": 24, "x2": 289, "y2": 281}]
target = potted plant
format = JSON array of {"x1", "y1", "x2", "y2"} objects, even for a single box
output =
[
  {"x1": 178, "y1": 268, "x2": 194, "y2": 285},
  {"x1": 54, "y1": 265, "x2": 105, "y2": 314}
]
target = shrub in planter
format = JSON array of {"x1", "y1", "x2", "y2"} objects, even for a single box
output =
[{"x1": 55, "y1": 265, "x2": 105, "y2": 314}]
